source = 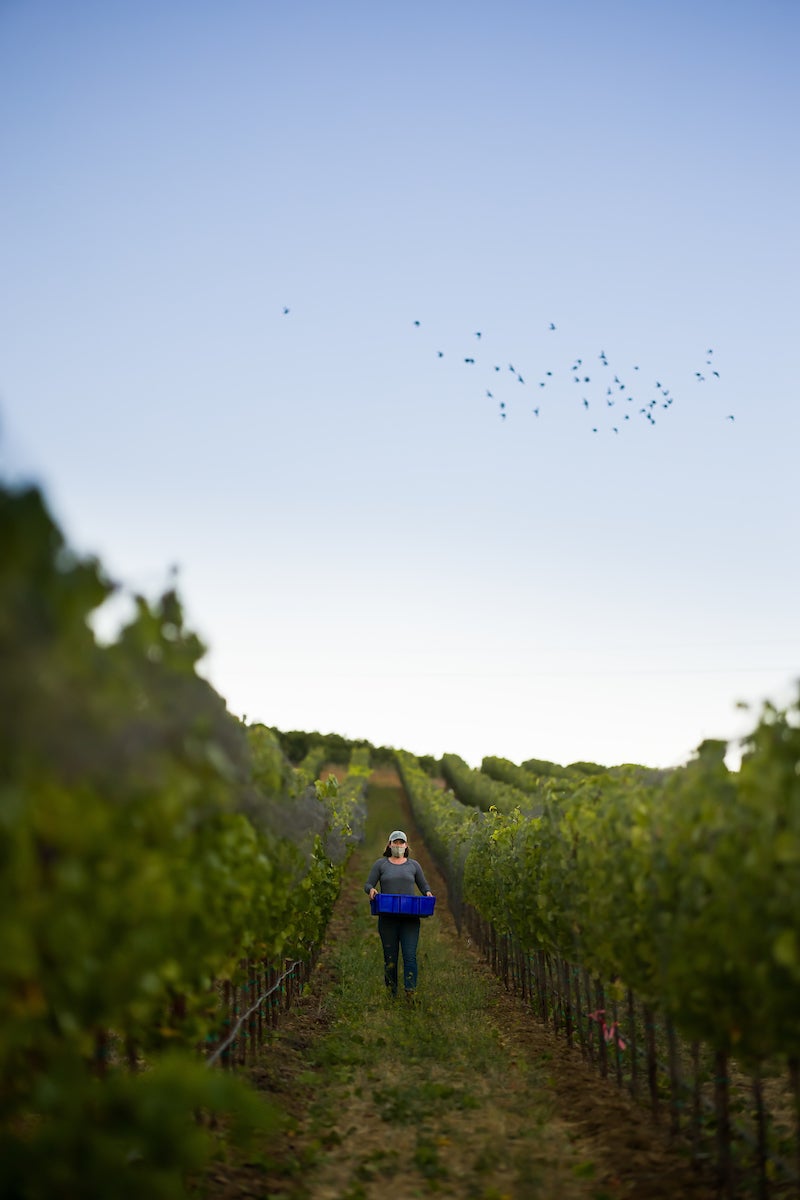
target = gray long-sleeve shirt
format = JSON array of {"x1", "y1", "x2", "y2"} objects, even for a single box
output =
[{"x1": 364, "y1": 857, "x2": 431, "y2": 897}]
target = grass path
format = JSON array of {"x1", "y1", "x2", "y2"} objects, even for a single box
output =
[{"x1": 203, "y1": 775, "x2": 717, "y2": 1200}]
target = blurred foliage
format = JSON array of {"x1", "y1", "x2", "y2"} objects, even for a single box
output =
[
  {"x1": 519, "y1": 755, "x2": 571, "y2": 778},
  {"x1": 271, "y1": 726, "x2": 395, "y2": 768},
  {"x1": 565, "y1": 759, "x2": 607, "y2": 776},
  {"x1": 415, "y1": 754, "x2": 442, "y2": 776},
  {"x1": 0, "y1": 481, "x2": 366, "y2": 1197}
]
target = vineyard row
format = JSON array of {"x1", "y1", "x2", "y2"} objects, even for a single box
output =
[
  {"x1": 1, "y1": 481, "x2": 370, "y2": 1198},
  {"x1": 396, "y1": 725, "x2": 800, "y2": 1199}
]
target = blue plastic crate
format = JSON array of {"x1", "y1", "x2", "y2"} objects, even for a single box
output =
[{"x1": 370, "y1": 894, "x2": 436, "y2": 917}]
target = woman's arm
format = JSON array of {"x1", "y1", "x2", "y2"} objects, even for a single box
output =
[
  {"x1": 364, "y1": 859, "x2": 383, "y2": 895},
  {"x1": 414, "y1": 861, "x2": 432, "y2": 895}
]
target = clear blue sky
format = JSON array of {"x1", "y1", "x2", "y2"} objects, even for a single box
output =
[{"x1": 2, "y1": 0, "x2": 798, "y2": 769}]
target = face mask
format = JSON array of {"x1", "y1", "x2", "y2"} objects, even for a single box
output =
[{"x1": 390, "y1": 844, "x2": 405, "y2": 858}]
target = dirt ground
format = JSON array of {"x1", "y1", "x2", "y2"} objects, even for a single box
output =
[{"x1": 202, "y1": 770, "x2": 720, "y2": 1200}]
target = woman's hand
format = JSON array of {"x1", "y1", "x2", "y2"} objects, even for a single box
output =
[
  {"x1": 369, "y1": 887, "x2": 379, "y2": 900},
  {"x1": 426, "y1": 891, "x2": 433, "y2": 897}
]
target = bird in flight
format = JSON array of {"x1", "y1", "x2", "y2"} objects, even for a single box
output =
[{"x1": 282, "y1": 306, "x2": 290, "y2": 315}]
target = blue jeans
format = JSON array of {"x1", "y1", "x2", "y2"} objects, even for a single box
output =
[{"x1": 378, "y1": 915, "x2": 421, "y2": 994}]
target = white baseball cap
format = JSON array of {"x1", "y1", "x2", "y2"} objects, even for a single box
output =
[{"x1": 388, "y1": 830, "x2": 407, "y2": 842}]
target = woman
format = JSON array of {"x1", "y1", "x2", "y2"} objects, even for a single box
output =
[{"x1": 364, "y1": 830, "x2": 434, "y2": 1002}]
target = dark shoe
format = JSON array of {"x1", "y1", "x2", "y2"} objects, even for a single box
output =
[{"x1": 404, "y1": 990, "x2": 418, "y2": 1007}]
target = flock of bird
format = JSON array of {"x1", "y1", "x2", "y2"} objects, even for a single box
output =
[
  {"x1": 410, "y1": 318, "x2": 734, "y2": 431},
  {"x1": 279, "y1": 306, "x2": 734, "y2": 432}
]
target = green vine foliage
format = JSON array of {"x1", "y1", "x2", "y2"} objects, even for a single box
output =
[
  {"x1": 400, "y1": 702, "x2": 800, "y2": 1066},
  {"x1": 441, "y1": 752, "x2": 535, "y2": 814},
  {"x1": 482, "y1": 754, "x2": 569, "y2": 801},
  {"x1": 0, "y1": 482, "x2": 365, "y2": 1197}
]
